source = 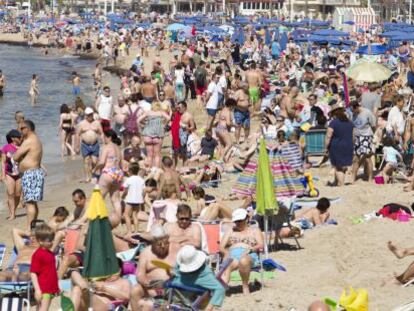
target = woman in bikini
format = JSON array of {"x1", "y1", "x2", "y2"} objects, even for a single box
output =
[
  {"x1": 138, "y1": 102, "x2": 170, "y2": 169},
  {"x1": 59, "y1": 104, "x2": 76, "y2": 160},
  {"x1": 220, "y1": 209, "x2": 264, "y2": 294},
  {"x1": 215, "y1": 98, "x2": 234, "y2": 160},
  {"x1": 93, "y1": 130, "x2": 124, "y2": 221},
  {"x1": 1, "y1": 130, "x2": 22, "y2": 220}
]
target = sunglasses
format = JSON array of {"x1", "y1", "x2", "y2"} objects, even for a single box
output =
[
  {"x1": 276, "y1": 119, "x2": 284, "y2": 122},
  {"x1": 20, "y1": 126, "x2": 27, "y2": 130},
  {"x1": 178, "y1": 217, "x2": 191, "y2": 221}
]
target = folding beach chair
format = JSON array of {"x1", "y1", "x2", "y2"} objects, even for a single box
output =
[
  {"x1": 272, "y1": 202, "x2": 302, "y2": 250},
  {"x1": 0, "y1": 297, "x2": 30, "y2": 311},
  {"x1": 0, "y1": 243, "x2": 6, "y2": 270},
  {"x1": 304, "y1": 129, "x2": 327, "y2": 167},
  {"x1": 0, "y1": 281, "x2": 32, "y2": 302},
  {"x1": 199, "y1": 222, "x2": 221, "y2": 272},
  {"x1": 164, "y1": 258, "x2": 233, "y2": 311}
]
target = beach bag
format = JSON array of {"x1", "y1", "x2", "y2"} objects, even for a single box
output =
[
  {"x1": 124, "y1": 106, "x2": 140, "y2": 135},
  {"x1": 339, "y1": 287, "x2": 368, "y2": 311}
]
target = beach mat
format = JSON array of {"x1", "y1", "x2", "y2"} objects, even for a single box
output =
[
  {"x1": 295, "y1": 197, "x2": 341, "y2": 208},
  {"x1": 230, "y1": 271, "x2": 274, "y2": 282}
]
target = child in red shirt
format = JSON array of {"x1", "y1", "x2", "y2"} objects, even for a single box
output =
[{"x1": 30, "y1": 223, "x2": 60, "y2": 311}]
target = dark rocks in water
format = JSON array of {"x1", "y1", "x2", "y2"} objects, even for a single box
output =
[
  {"x1": 74, "y1": 51, "x2": 100, "y2": 60},
  {"x1": 104, "y1": 66, "x2": 128, "y2": 76},
  {"x1": 0, "y1": 40, "x2": 48, "y2": 48}
]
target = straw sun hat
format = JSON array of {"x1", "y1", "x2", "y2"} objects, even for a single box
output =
[{"x1": 177, "y1": 245, "x2": 207, "y2": 273}]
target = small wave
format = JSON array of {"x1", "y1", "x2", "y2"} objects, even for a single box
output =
[{"x1": 61, "y1": 54, "x2": 80, "y2": 59}]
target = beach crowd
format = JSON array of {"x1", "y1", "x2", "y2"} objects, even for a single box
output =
[{"x1": 2, "y1": 10, "x2": 414, "y2": 311}]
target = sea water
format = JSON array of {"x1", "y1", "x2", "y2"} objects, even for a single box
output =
[{"x1": 0, "y1": 44, "x2": 97, "y2": 210}]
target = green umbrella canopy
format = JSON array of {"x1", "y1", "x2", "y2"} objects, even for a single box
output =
[
  {"x1": 82, "y1": 189, "x2": 119, "y2": 280},
  {"x1": 256, "y1": 138, "x2": 278, "y2": 216}
]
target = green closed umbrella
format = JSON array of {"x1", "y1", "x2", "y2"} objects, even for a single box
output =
[
  {"x1": 256, "y1": 138, "x2": 278, "y2": 257},
  {"x1": 82, "y1": 189, "x2": 119, "y2": 280}
]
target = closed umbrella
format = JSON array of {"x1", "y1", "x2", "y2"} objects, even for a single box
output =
[
  {"x1": 265, "y1": 28, "x2": 271, "y2": 46},
  {"x1": 82, "y1": 189, "x2": 119, "y2": 281},
  {"x1": 280, "y1": 32, "x2": 288, "y2": 51},
  {"x1": 346, "y1": 60, "x2": 392, "y2": 82},
  {"x1": 256, "y1": 139, "x2": 278, "y2": 258}
]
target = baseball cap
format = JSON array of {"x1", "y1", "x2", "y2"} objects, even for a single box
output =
[
  {"x1": 85, "y1": 107, "x2": 94, "y2": 115},
  {"x1": 232, "y1": 208, "x2": 248, "y2": 222}
]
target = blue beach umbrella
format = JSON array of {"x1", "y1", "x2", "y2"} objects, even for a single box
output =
[
  {"x1": 356, "y1": 44, "x2": 388, "y2": 55},
  {"x1": 280, "y1": 32, "x2": 288, "y2": 51},
  {"x1": 265, "y1": 28, "x2": 271, "y2": 45}
]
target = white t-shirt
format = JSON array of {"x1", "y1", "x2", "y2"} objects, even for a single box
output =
[
  {"x1": 98, "y1": 95, "x2": 113, "y2": 120},
  {"x1": 386, "y1": 106, "x2": 405, "y2": 135},
  {"x1": 123, "y1": 175, "x2": 145, "y2": 204},
  {"x1": 206, "y1": 81, "x2": 220, "y2": 110},
  {"x1": 218, "y1": 75, "x2": 227, "y2": 94},
  {"x1": 175, "y1": 69, "x2": 185, "y2": 84}
]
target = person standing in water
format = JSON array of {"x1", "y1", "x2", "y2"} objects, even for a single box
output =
[
  {"x1": 13, "y1": 120, "x2": 45, "y2": 231},
  {"x1": 72, "y1": 71, "x2": 81, "y2": 97},
  {"x1": 0, "y1": 70, "x2": 6, "y2": 96},
  {"x1": 29, "y1": 74, "x2": 39, "y2": 105}
]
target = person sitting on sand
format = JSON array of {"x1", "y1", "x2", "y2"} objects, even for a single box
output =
[
  {"x1": 220, "y1": 209, "x2": 264, "y2": 295},
  {"x1": 381, "y1": 136, "x2": 402, "y2": 184},
  {"x1": 130, "y1": 225, "x2": 176, "y2": 311},
  {"x1": 192, "y1": 186, "x2": 232, "y2": 221},
  {"x1": 70, "y1": 261, "x2": 131, "y2": 311},
  {"x1": 387, "y1": 241, "x2": 414, "y2": 284},
  {"x1": 187, "y1": 129, "x2": 218, "y2": 164},
  {"x1": 47, "y1": 206, "x2": 70, "y2": 232}
]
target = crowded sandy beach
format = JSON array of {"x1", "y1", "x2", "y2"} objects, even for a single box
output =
[{"x1": 2, "y1": 8, "x2": 414, "y2": 311}]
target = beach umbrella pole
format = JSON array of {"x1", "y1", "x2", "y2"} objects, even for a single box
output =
[{"x1": 264, "y1": 215, "x2": 269, "y2": 258}]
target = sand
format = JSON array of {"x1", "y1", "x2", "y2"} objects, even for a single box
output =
[{"x1": 0, "y1": 37, "x2": 413, "y2": 310}]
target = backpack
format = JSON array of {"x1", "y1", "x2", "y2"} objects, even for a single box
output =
[{"x1": 124, "y1": 106, "x2": 140, "y2": 134}]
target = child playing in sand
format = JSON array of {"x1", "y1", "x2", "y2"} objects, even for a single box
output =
[
  {"x1": 30, "y1": 224, "x2": 60, "y2": 311},
  {"x1": 381, "y1": 136, "x2": 403, "y2": 184},
  {"x1": 122, "y1": 162, "x2": 146, "y2": 235}
]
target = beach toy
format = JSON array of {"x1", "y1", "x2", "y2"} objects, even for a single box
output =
[
  {"x1": 339, "y1": 287, "x2": 368, "y2": 311},
  {"x1": 374, "y1": 175, "x2": 384, "y2": 184},
  {"x1": 323, "y1": 297, "x2": 338, "y2": 310},
  {"x1": 151, "y1": 259, "x2": 173, "y2": 272},
  {"x1": 262, "y1": 258, "x2": 286, "y2": 272},
  {"x1": 397, "y1": 210, "x2": 411, "y2": 222},
  {"x1": 121, "y1": 261, "x2": 137, "y2": 275},
  {"x1": 302, "y1": 172, "x2": 319, "y2": 197}
]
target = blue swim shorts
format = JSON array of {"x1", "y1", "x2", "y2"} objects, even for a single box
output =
[
  {"x1": 81, "y1": 141, "x2": 100, "y2": 158},
  {"x1": 207, "y1": 108, "x2": 217, "y2": 117},
  {"x1": 229, "y1": 247, "x2": 259, "y2": 268},
  {"x1": 22, "y1": 168, "x2": 45, "y2": 203},
  {"x1": 73, "y1": 86, "x2": 81, "y2": 96},
  {"x1": 234, "y1": 109, "x2": 250, "y2": 128}
]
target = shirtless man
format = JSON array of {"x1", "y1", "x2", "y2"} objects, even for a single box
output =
[
  {"x1": 233, "y1": 83, "x2": 250, "y2": 144},
  {"x1": 164, "y1": 80, "x2": 175, "y2": 107},
  {"x1": 280, "y1": 86, "x2": 300, "y2": 120},
  {"x1": 0, "y1": 70, "x2": 6, "y2": 96},
  {"x1": 177, "y1": 101, "x2": 196, "y2": 165},
  {"x1": 71, "y1": 268, "x2": 130, "y2": 311},
  {"x1": 113, "y1": 96, "x2": 129, "y2": 137},
  {"x1": 164, "y1": 204, "x2": 202, "y2": 255},
  {"x1": 76, "y1": 107, "x2": 103, "y2": 183},
  {"x1": 0, "y1": 226, "x2": 38, "y2": 282},
  {"x1": 130, "y1": 225, "x2": 177, "y2": 311},
  {"x1": 141, "y1": 76, "x2": 157, "y2": 104},
  {"x1": 245, "y1": 62, "x2": 262, "y2": 111},
  {"x1": 72, "y1": 71, "x2": 81, "y2": 97},
  {"x1": 93, "y1": 63, "x2": 102, "y2": 90},
  {"x1": 159, "y1": 156, "x2": 189, "y2": 200},
  {"x1": 13, "y1": 120, "x2": 44, "y2": 231}
]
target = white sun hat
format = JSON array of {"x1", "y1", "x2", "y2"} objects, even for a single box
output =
[
  {"x1": 232, "y1": 208, "x2": 247, "y2": 222},
  {"x1": 177, "y1": 245, "x2": 207, "y2": 273}
]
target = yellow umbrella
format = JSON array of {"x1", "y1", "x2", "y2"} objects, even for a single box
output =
[{"x1": 346, "y1": 60, "x2": 392, "y2": 82}]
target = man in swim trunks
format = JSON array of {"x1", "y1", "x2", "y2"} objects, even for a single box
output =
[
  {"x1": 233, "y1": 83, "x2": 251, "y2": 144},
  {"x1": 13, "y1": 120, "x2": 45, "y2": 231},
  {"x1": 177, "y1": 101, "x2": 195, "y2": 166},
  {"x1": 141, "y1": 76, "x2": 157, "y2": 104},
  {"x1": 130, "y1": 225, "x2": 177, "y2": 311},
  {"x1": 72, "y1": 71, "x2": 81, "y2": 96},
  {"x1": 245, "y1": 62, "x2": 262, "y2": 111},
  {"x1": 159, "y1": 156, "x2": 190, "y2": 200},
  {"x1": 76, "y1": 107, "x2": 103, "y2": 183}
]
